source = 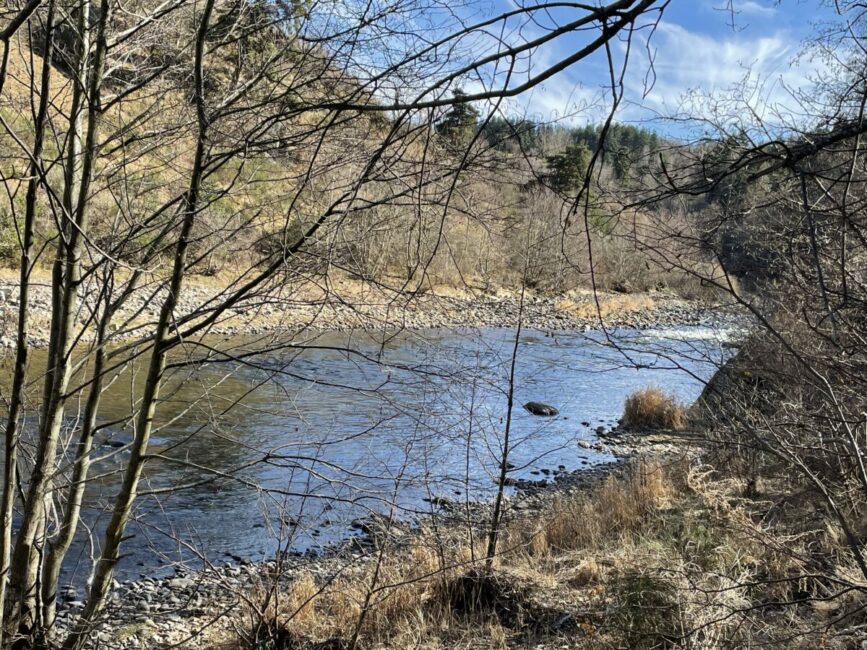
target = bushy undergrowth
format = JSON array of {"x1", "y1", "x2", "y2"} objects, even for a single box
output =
[
  {"x1": 235, "y1": 542, "x2": 528, "y2": 649},
  {"x1": 228, "y1": 457, "x2": 867, "y2": 650},
  {"x1": 609, "y1": 571, "x2": 682, "y2": 649}
]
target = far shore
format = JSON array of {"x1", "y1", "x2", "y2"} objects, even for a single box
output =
[{"x1": 0, "y1": 271, "x2": 737, "y2": 349}]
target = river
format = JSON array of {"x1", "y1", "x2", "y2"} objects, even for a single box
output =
[{"x1": 7, "y1": 324, "x2": 736, "y2": 584}]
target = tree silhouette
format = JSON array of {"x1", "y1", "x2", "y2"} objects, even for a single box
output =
[{"x1": 435, "y1": 89, "x2": 481, "y2": 146}]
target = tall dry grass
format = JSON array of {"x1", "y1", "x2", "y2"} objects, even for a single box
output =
[
  {"x1": 555, "y1": 293, "x2": 656, "y2": 320},
  {"x1": 238, "y1": 539, "x2": 512, "y2": 649},
  {"x1": 521, "y1": 459, "x2": 669, "y2": 556},
  {"x1": 231, "y1": 457, "x2": 867, "y2": 650},
  {"x1": 622, "y1": 386, "x2": 687, "y2": 431}
]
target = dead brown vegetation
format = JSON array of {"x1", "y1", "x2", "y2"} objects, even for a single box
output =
[
  {"x1": 221, "y1": 457, "x2": 867, "y2": 650},
  {"x1": 555, "y1": 293, "x2": 657, "y2": 320},
  {"x1": 622, "y1": 387, "x2": 688, "y2": 431}
]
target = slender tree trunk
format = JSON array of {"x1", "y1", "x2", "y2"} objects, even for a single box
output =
[
  {"x1": 40, "y1": 328, "x2": 107, "y2": 629},
  {"x1": 485, "y1": 284, "x2": 525, "y2": 568},
  {"x1": 37, "y1": 0, "x2": 116, "y2": 629},
  {"x1": 0, "y1": 4, "x2": 56, "y2": 643},
  {"x1": 7, "y1": 0, "x2": 113, "y2": 638},
  {"x1": 63, "y1": 3, "x2": 215, "y2": 646}
]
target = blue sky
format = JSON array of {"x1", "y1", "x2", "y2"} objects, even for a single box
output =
[
  {"x1": 323, "y1": 0, "x2": 842, "y2": 134},
  {"x1": 472, "y1": 0, "x2": 840, "y2": 131}
]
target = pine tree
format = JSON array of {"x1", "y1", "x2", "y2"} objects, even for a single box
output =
[
  {"x1": 436, "y1": 89, "x2": 480, "y2": 146},
  {"x1": 545, "y1": 142, "x2": 591, "y2": 193}
]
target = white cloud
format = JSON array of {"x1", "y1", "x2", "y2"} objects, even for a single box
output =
[
  {"x1": 369, "y1": 1, "x2": 824, "y2": 131},
  {"x1": 734, "y1": 1, "x2": 778, "y2": 17},
  {"x1": 613, "y1": 19, "x2": 827, "y2": 130},
  {"x1": 638, "y1": 22, "x2": 794, "y2": 102},
  {"x1": 485, "y1": 10, "x2": 818, "y2": 129}
]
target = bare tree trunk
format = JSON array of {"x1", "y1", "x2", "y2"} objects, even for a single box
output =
[
  {"x1": 485, "y1": 284, "x2": 524, "y2": 568},
  {"x1": 40, "y1": 325, "x2": 107, "y2": 629},
  {"x1": 0, "y1": 3, "x2": 56, "y2": 643},
  {"x1": 63, "y1": 3, "x2": 216, "y2": 645},
  {"x1": 7, "y1": 0, "x2": 113, "y2": 638},
  {"x1": 37, "y1": 0, "x2": 117, "y2": 628}
]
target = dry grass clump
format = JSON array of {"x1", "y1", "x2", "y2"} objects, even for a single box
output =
[
  {"x1": 622, "y1": 386, "x2": 687, "y2": 431},
  {"x1": 519, "y1": 459, "x2": 670, "y2": 555},
  {"x1": 237, "y1": 539, "x2": 538, "y2": 649},
  {"x1": 289, "y1": 543, "x2": 444, "y2": 644}
]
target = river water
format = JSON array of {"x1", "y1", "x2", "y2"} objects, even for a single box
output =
[{"x1": 8, "y1": 325, "x2": 735, "y2": 584}]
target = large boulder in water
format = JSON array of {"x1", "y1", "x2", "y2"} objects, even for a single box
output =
[{"x1": 523, "y1": 401, "x2": 559, "y2": 417}]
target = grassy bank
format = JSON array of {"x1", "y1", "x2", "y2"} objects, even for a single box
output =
[{"x1": 216, "y1": 453, "x2": 862, "y2": 649}]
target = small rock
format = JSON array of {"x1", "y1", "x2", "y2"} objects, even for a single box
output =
[{"x1": 168, "y1": 577, "x2": 193, "y2": 590}]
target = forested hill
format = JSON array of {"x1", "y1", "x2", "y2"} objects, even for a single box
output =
[{"x1": 0, "y1": 24, "x2": 717, "y2": 299}]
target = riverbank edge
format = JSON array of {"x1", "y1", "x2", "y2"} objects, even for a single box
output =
[
  {"x1": 56, "y1": 428, "x2": 688, "y2": 648},
  {"x1": 0, "y1": 275, "x2": 740, "y2": 349}
]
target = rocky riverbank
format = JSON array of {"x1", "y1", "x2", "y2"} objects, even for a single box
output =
[
  {"x1": 0, "y1": 272, "x2": 739, "y2": 348},
  {"x1": 53, "y1": 427, "x2": 686, "y2": 648}
]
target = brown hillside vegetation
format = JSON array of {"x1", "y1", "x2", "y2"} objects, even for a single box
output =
[{"x1": 0, "y1": 30, "x2": 721, "y2": 300}]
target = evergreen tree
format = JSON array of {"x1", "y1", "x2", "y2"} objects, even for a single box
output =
[
  {"x1": 436, "y1": 89, "x2": 480, "y2": 146},
  {"x1": 480, "y1": 117, "x2": 539, "y2": 151},
  {"x1": 545, "y1": 142, "x2": 591, "y2": 193}
]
